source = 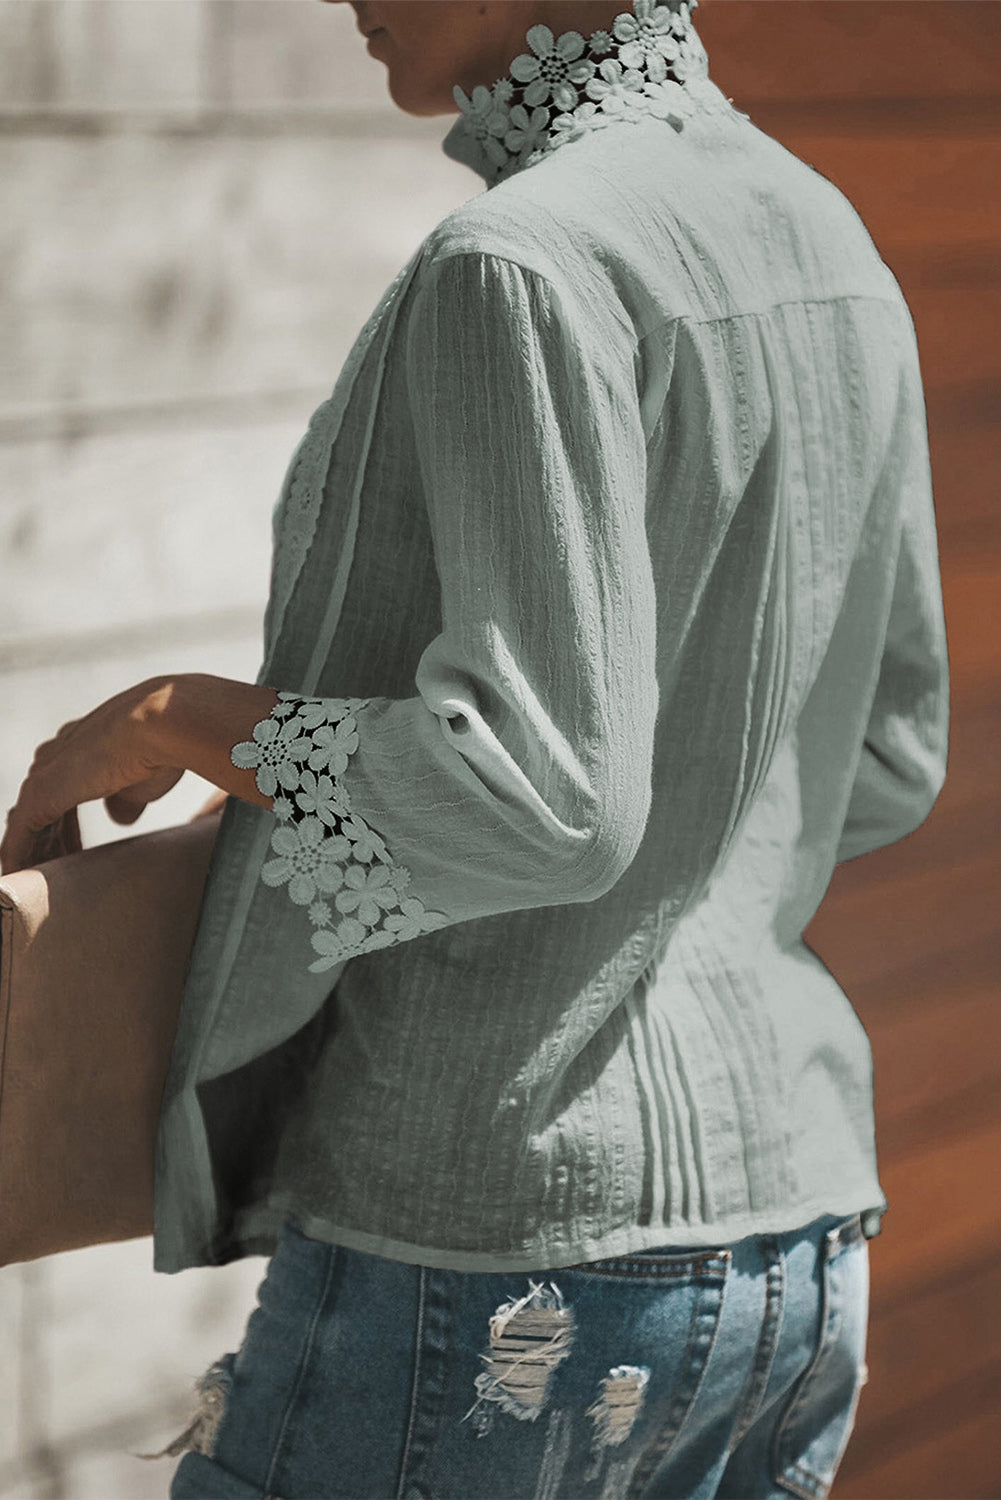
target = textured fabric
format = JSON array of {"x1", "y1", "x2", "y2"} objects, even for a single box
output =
[{"x1": 152, "y1": 9, "x2": 949, "y2": 1276}]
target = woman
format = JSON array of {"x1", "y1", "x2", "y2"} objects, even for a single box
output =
[{"x1": 1, "y1": 0, "x2": 949, "y2": 1495}]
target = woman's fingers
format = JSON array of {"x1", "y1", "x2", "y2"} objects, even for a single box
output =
[
  {"x1": 104, "y1": 766, "x2": 184, "y2": 824},
  {"x1": 29, "y1": 721, "x2": 81, "y2": 766},
  {"x1": 1, "y1": 769, "x2": 182, "y2": 873},
  {"x1": 0, "y1": 803, "x2": 71, "y2": 875},
  {"x1": 103, "y1": 792, "x2": 145, "y2": 825},
  {"x1": 1, "y1": 679, "x2": 191, "y2": 873},
  {"x1": 31, "y1": 811, "x2": 80, "y2": 862},
  {"x1": 59, "y1": 807, "x2": 83, "y2": 855},
  {"x1": 2, "y1": 783, "x2": 50, "y2": 874}
]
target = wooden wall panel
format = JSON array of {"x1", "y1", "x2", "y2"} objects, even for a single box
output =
[
  {"x1": 701, "y1": 1, "x2": 1001, "y2": 102},
  {"x1": 697, "y1": 5, "x2": 1001, "y2": 1494},
  {"x1": 927, "y1": 427, "x2": 1000, "y2": 556}
]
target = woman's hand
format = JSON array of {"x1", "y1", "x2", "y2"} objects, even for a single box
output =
[
  {"x1": 1, "y1": 672, "x2": 279, "y2": 876},
  {"x1": 0, "y1": 677, "x2": 185, "y2": 876}
]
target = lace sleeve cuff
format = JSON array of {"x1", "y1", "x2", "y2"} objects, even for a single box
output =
[{"x1": 230, "y1": 691, "x2": 448, "y2": 973}]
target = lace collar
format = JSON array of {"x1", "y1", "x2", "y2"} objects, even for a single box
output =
[{"x1": 441, "y1": 0, "x2": 729, "y2": 189}]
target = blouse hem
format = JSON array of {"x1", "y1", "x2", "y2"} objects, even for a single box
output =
[{"x1": 152, "y1": 1186, "x2": 887, "y2": 1274}]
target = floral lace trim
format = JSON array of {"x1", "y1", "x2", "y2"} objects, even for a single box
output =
[
  {"x1": 453, "y1": 0, "x2": 722, "y2": 187},
  {"x1": 231, "y1": 692, "x2": 448, "y2": 974}
]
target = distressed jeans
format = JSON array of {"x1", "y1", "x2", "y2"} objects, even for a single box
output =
[{"x1": 162, "y1": 1208, "x2": 870, "y2": 1499}]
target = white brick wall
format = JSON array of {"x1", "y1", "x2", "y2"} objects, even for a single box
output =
[{"x1": 0, "y1": 3, "x2": 475, "y2": 1492}]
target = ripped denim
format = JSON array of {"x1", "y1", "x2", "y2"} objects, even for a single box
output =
[{"x1": 144, "y1": 1209, "x2": 870, "y2": 1500}]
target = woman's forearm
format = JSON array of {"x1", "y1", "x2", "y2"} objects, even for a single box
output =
[{"x1": 147, "y1": 673, "x2": 280, "y2": 811}]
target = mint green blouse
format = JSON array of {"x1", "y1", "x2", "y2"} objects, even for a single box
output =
[{"x1": 152, "y1": 0, "x2": 949, "y2": 1274}]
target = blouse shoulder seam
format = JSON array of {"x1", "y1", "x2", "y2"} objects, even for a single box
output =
[{"x1": 417, "y1": 244, "x2": 637, "y2": 347}]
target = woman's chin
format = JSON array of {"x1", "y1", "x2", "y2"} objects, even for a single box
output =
[{"x1": 385, "y1": 70, "x2": 454, "y2": 118}]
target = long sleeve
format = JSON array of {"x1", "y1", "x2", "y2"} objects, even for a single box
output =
[
  {"x1": 232, "y1": 251, "x2": 658, "y2": 973},
  {"x1": 835, "y1": 385, "x2": 950, "y2": 864}
]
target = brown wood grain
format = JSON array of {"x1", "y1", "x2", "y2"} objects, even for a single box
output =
[
  {"x1": 808, "y1": 848, "x2": 999, "y2": 980},
  {"x1": 699, "y1": 1, "x2": 1001, "y2": 104},
  {"x1": 701, "y1": 6, "x2": 1001, "y2": 1496},
  {"x1": 863, "y1": 1122, "x2": 1001, "y2": 1305},
  {"x1": 926, "y1": 425, "x2": 1001, "y2": 556},
  {"x1": 865, "y1": 983, "x2": 1001, "y2": 1129},
  {"x1": 839, "y1": 1394, "x2": 1001, "y2": 1499}
]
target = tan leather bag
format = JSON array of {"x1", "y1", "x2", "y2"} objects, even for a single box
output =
[{"x1": 0, "y1": 810, "x2": 221, "y2": 1268}]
